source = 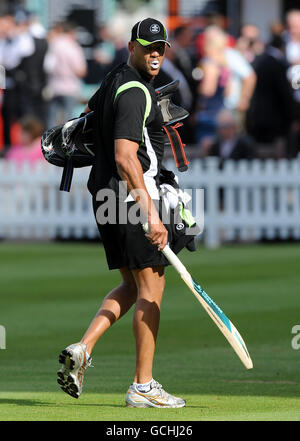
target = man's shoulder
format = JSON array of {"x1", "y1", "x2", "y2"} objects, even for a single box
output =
[
  {"x1": 115, "y1": 65, "x2": 153, "y2": 92},
  {"x1": 225, "y1": 47, "x2": 254, "y2": 74},
  {"x1": 92, "y1": 64, "x2": 131, "y2": 100},
  {"x1": 101, "y1": 63, "x2": 146, "y2": 95},
  {"x1": 113, "y1": 67, "x2": 155, "y2": 106},
  {"x1": 89, "y1": 64, "x2": 151, "y2": 110}
]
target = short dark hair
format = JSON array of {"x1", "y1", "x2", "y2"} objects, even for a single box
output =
[
  {"x1": 269, "y1": 35, "x2": 285, "y2": 50},
  {"x1": 174, "y1": 25, "x2": 187, "y2": 39},
  {"x1": 60, "y1": 21, "x2": 77, "y2": 33},
  {"x1": 20, "y1": 116, "x2": 44, "y2": 139}
]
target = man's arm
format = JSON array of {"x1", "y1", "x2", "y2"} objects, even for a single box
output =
[
  {"x1": 199, "y1": 61, "x2": 222, "y2": 97},
  {"x1": 225, "y1": 48, "x2": 257, "y2": 112},
  {"x1": 115, "y1": 138, "x2": 168, "y2": 250},
  {"x1": 237, "y1": 71, "x2": 257, "y2": 112}
]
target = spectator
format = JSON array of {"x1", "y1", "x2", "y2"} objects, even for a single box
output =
[
  {"x1": 246, "y1": 35, "x2": 295, "y2": 158},
  {"x1": 5, "y1": 115, "x2": 44, "y2": 165},
  {"x1": 93, "y1": 23, "x2": 128, "y2": 80},
  {"x1": 196, "y1": 25, "x2": 256, "y2": 145},
  {"x1": 93, "y1": 25, "x2": 117, "y2": 80},
  {"x1": 156, "y1": 43, "x2": 193, "y2": 111},
  {"x1": 28, "y1": 13, "x2": 47, "y2": 39},
  {"x1": 44, "y1": 21, "x2": 87, "y2": 129},
  {"x1": 206, "y1": 108, "x2": 256, "y2": 161},
  {"x1": 169, "y1": 25, "x2": 198, "y2": 143},
  {"x1": 284, "y1": 10, "x2": 300, "y2": 157},
  {"x1": 195, "y1": 13, "x2": 236, "y2": 60},
  {"x1": 47, "y1": 23, "x2": 63, "y2": 42},
  {"x1": 0, "y1": 10, "x2": 35, "y2": 151},
  {"x1": 153, "y1": 45, "x2": 195, "y2": 145},
  {"x1": 270, "y1": 21, "x2": 285, "y2": 41},
  {"x1": 14, "y1": 9, "x2": 48, "y2": 124},
  {"x1": 109, "y1": 31, "x2": 128, "y2": 69},
  {"x1": 206, "y1": 109, "x2": 256, "y2": 212},
  {"x1": 285, "y1": 9, "x2": 300, "y2": 65},
  {"x1": 235, "y1": 24, "x2": 265, "y2": 64},
  {"x1": 171, "y1": 25, "x2": 197, "y2": 95},
  {"x1": 224, "y1": 37, "x2": 257, "y2": 116},
  {"x1": 195, "y1": 26, "x2": 231, "y2": 145}
]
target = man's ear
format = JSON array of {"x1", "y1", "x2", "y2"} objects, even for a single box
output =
[{"x1": 128, "y1": 41, "x2": 134, "y2": 54}]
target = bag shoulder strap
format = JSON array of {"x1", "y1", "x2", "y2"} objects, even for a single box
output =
[{"x1": 163, "y1": 123, "x2": 189, "y2": 172}]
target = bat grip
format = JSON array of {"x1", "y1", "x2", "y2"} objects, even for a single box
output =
[{"x1": 142, "y1": 223, "x2": 187, "y2": 276}]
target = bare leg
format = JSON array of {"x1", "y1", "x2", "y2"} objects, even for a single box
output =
[
  {"x1": 81, "y1": 267, "x2": 137, "y2": 355},
  {"x1": 131, "y1": 266, "x2": 165, "y2": 384}
]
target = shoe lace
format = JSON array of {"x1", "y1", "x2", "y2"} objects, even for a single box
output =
[
  {"x1": 78, "y1": 356, "x2": 94, "y2": 376},
  {"x1": 86, "y1": 356, "x2": 94, "y2": 369},
  {"x1": 151, "y1": 380, "x2": 168, "y2": 399},
  {"x1": 77, "y1": 357, "x2": 94, "y2": 387}
]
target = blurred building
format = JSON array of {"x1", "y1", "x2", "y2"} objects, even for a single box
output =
[
  {"x1": 2, "y1": 0, "x2": 300, "y2": 35},
  {"x1": 168, "y1": 0, "x2": 300, "y2": 40},
  {"x1": 4, "y1": 1, "x2": 299, "y2": 52}
]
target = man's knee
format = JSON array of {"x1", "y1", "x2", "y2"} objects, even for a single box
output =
[
  {"x1": 122, "y1": 279, "x2": 138, "y2": 299},
  {"x1": 133, "y1": 266, "x2": 165, "y2": 303},
  {"x1": 120, "y1": 267, "x2": 138, "y2": 299}
]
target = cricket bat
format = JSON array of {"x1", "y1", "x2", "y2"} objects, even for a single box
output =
[{"x1": 143, "y1": 224, "x2": 253, "y2": 369}]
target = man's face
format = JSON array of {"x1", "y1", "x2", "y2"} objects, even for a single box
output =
[
  {"x1": 217, "y1": 119, "x2": 237, "y2": 140},
  {"x1": 177, "y1": 28, "x2": 193, "y2": 48},
  {"x1": 241, "y1": 25, "x2": 260, "y2": 41},
  {"x1": 0, "y1": 15, "x2": 16, "y2": 37},
  {"x1": 288, "y1": 13, "x2": 300, "y2": 40},
  {"x1": 128, "y1": 41, "x2": 166, "y2": 79}
]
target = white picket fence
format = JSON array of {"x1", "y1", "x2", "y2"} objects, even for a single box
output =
[
  {"x1": 0, "y1": 160, "x2": 97, "y2": 240},
  {"x1": 165, "y1": 157, "x2": 300, "y2": 247},
  {"x1": 1, "y1": 158, "x2": 300, "y2": 247}
]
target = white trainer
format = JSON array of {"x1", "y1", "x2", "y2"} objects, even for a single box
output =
[
  {"x1": 57, "y1": 342, "x2": 92, "y2": 399},
  {"x1": 125, "y1": 379, "x2": 186, "y2": 408}
]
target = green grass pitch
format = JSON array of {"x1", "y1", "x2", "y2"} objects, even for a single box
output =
[{"x1": 0, "y1": 241, "x2": 300, "y2": 421}]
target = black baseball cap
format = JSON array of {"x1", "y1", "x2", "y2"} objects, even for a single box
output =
[{"x1": 131, "y1": 18, "x2": 171, "y2": 47}]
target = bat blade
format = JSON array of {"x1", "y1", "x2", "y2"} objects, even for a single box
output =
[
  {"x1": 141, "y1": 225, "x2": 253, "y2": 369},
  {"x1": 161, "y1": 244, "x2": 253, "y2": 370},
  {"x1": 181, "y1": 272, "x2": 253, "y2": 369}
]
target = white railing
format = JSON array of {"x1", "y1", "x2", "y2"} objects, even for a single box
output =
[
  {"x1": 1, "y1": 158, "x2": 300, "y2": 247},
  {"x1": 164, "y1": 157, "x2": 300, "y2": 247},
  {"x1": 0, "y1": 160, "x2": 97, "y2": 240}
]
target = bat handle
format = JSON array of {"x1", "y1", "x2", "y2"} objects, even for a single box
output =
[
  {"x1": 142, "y1": 223, "x2": 188, "y2": 276},
  {"x1": 162, "y1": 245, "x2": 188, "y2": 276}
]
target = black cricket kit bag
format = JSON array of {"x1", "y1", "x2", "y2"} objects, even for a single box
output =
[
  {"x1": 41, "y1": 80, "x2": 190, "y2": 191},
  {"x1": 41, "y1": 111, "x2": 95, "y2": 191}
]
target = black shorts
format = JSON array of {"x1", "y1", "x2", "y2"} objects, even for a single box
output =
[{"x1": 92, "y1": 198, "x2": 170, "y2": 270}]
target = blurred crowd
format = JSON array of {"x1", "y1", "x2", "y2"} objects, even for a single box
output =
[{"x1": 1, "y1": 7, "x2": 300, "y2": 164}]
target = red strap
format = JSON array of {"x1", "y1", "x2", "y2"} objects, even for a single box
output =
[{"x1": 163, "y1": 124, "x2": 189, "y2": 172}]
